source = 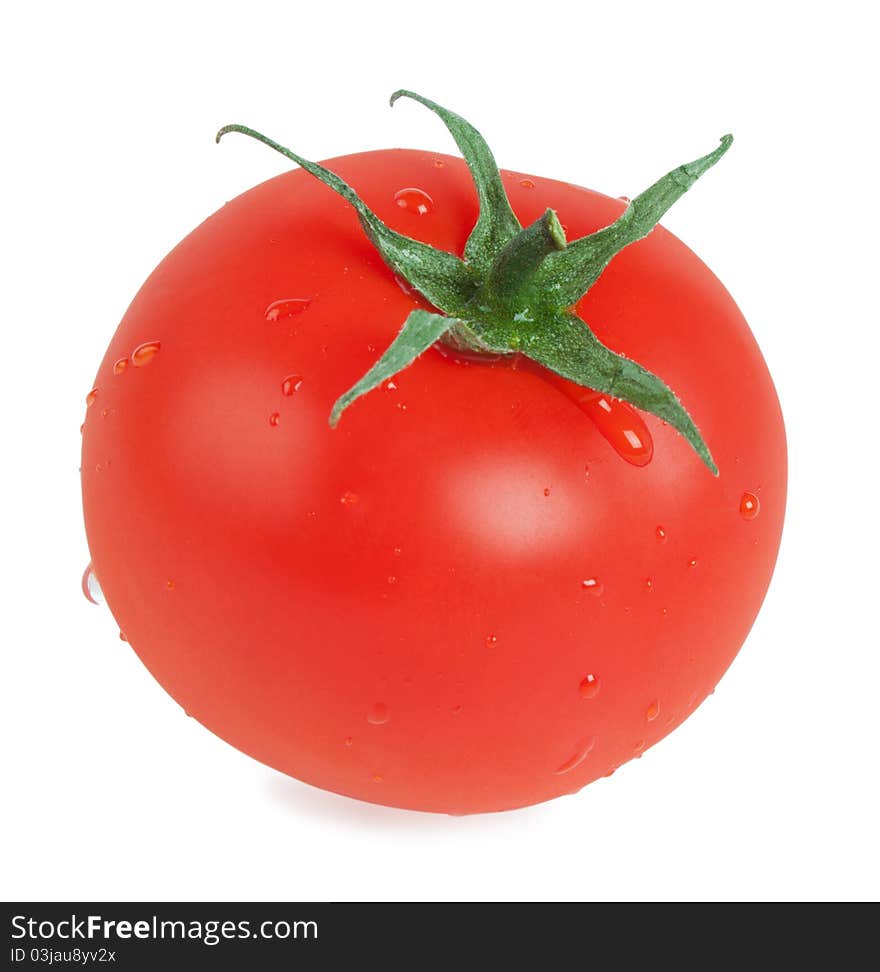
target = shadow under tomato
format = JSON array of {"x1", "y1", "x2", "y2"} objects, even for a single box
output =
[{"x1": 263, "y1": 772, "x2": 553, "y2": 831}]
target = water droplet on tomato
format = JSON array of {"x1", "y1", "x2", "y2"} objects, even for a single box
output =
[
  {"x1": 81, "y1": 563, "x2": 104, "y2": 605},
  {"x1": 655, "y1": 526, "x2": 667, "y2": 542},
  {"x1": 367, "y1": 703, "x2": 389, "y2": 725},
  {"x1": 485, "y1": 634, "x2": 498, "y2": 648},
  {"x1": 383, "y1": 379, "x2": 398, "y2": 391},
  {"x1": 372, "y1": 774, "x2": 383, "y2": 783},
  {"x1": 519, "y1": 178, "x2": 535, "y2": 189},
  {"x1": 387, "y1": 575, "x2": 397, "y2": 585},
  {"x1": 740, "y1": 491, "x2": 760, "y2": 519},
  {"x1": 578, "y1": 393, "x2": 653, "y2": 466},
  {"x1": 688, "y1": 558, "x2": 698, "y2": 568},
  {"x1": 451, "y1": 704, "x2": 463, "y2": 715},
  {"x1": 131, "y1": 341, "x2": 161, "y2": 367},
  {"x1": 340, "y1": 491, "x2": 358, "y2": 505},
  {"x1": 119, "y1": 630, "x2": 128, "y2": 642},
  {"x1": 646, "y1": 700, "x2": 660, "y2": 722},
  {"x1": 543, "y1": 487, "x2": 551, "y2": 497},
  {"x1": 281, "y1": 375, "x2": 303, "y2": 396},
  {"x1": 633, "y1": 739, "x2": 646, "y2": 754},
  {"x1": 265, "y1": 298, "x2": 311, "y2": 322},
  {"x1": 618, "y1": 195, "x2": 631, "y2": 203},
  {"x1": 393, "y1": 546, "x2": 402, "y2": 557},
  {"x1": 579, "y1": 674, "x2": 600, "y2": 699},
  {"x1": 269, "y1": 412, "x2": 281, "y2": 427},
  {"x1": 344, "y1": 736, "x2": 353, "y2": 747},
  {"x1": 85, "y1": 388, "x2": 98, "y2": 408},
  {"x1": 166, "y1": 579, "x2": 176, "y2": 590},
  {"x1": 537, "y1": 368, "x2": 654, "y2": 466},
  {"x1": 554, "y1": 737, "x2": 596, "y2": 774},
  {"x1": 582, "y1": 577, "x2": 603, "y2": 594},
  {"x1": 113, "y1": 357, "x2": 128, "y2": 375},
  {"x1": 433, "y1": 158, "x2": 445, "y2": 168},
  {"x1": 393, "y1": 187, "x2": 433, "y2": 215},
  {"x1": 645, "y1": 577, "x2": 654, "y2": 591}
]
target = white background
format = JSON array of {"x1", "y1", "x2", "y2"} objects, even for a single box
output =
[{"x1": 2, "y1": 0, "x2": 877, "y2": 902}]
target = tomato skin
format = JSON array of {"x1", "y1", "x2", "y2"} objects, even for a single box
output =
[{"x1": 81, "y1": 149, "x2": 786, "y2": 813}]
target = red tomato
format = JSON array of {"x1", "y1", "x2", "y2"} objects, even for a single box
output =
[{"x1": 81, "y1": 148, "x2": 786, "y2": 813}]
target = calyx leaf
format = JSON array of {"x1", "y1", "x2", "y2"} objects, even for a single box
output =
[
  {"x1": 329, "y1": 310, "x2": 455, "y2": 427},
  {"x1": 523, "y1": 311, "x2": 718, "y2": 474},
  {"x1": 216, "y1": 124, "x2": 474, "y2": 314},
  {"x1": 535, "y1": 135, "x2": 733, "y2": 306},
  {"x1": 390, "y1": 90, "x2": 521, "y2": 271}
]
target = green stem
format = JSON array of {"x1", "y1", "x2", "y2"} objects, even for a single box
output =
[
  {"x1": 483, "y1": 210, "x2": 566, "y2": 306},
  {"x1": 218, "y1": 92, "x2": 733, "y2": 475}
]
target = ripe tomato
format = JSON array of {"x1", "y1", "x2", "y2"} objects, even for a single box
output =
[{"x1": 81, "y1": 127, "x2": 785, "y2": 813}]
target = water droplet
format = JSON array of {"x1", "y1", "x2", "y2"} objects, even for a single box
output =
[
  {"x1": 543, "y1": 487, "x2": 551, "y2": 497},
  {"x1": 645, "y1": 577, "x2": 654, "y2": 591},
  {"x1": 269, "y1": 412, "x2": 281, "y2": 427},
  {"x1": 536, "y1": 367, "x2": 655, "y2": 466},
  {"x1": 433, "y1": 158, "x2": 445, "y2": 168},
  {"x1": 579, "y1": 674, "x2": 600, "y2": 699},
  {"x1": 101, "y1": 408, "x2": 113, "y2": 419},
  {"x1": 81, "y1": 563, "x2": 104, "y2": 605},
  {"x1": 387, "y1": 575, "x2": 397, "y2": 585},
  {"x1": 646, "y1": 700, "x2": 660, "y2": 722},
  {"x1": 281, "y1": 375, "x2": 303, "y2": 396},
  {"x1": 633, "y1": 739, "x2": 646, "y2": 754},
  {"x1": 383, "y1": 379, "x2": 398, "y2": 392},
  {"x1": 451, "y1": 704, "x2": 463, "y2": 715},
  {"x1": 394, "y1": 276, "x2": 414, "y2": 296},
  {"x1": 344, "y1": 736, "x2": 353, "y2": 747},
  {"x1": 740, "y1": 491, "x2": 760, "y2": 520},
  {"x1": 664, "y1": 717, "x2": 676, "y2": 729},
  {"x1": 688, "y1": 558, "x2": 698, "y2": 568},
  {"x1": 396, "y1": 402, "x2": 408, "y2": 412},
  {"x1": 655, "y1": 526, "x2": 667, "y2": 542},
  {"x1": 519, "y1": 178, "x2": 535, "y2": 189},
  {"x1": 79, "y1": 423, "x2": 84, "y2": 435},
  {"x1": 581, "y1": 577, "x2": 603, "y2": 594},
  {"x1": 367, "y1": 703, "x2": 389, "y2": 725},
  {"x1": 119, "y1": 630, "x2": 127, "y2": 642},
  {"x1": 618, "y1": 195, "x2": 631, "y2": 203},
  {"x1": 113, "y1": 357, "x2": 128, "y2": 375},
  {"x1": 85, "y1": 388, "x2": 98, "y2": 408},
  {"x1": 340, "y1": 491, "x2": 358, "y2": 505},
  {"x1": 131, "y1": 341, "x2": 161, "y2": 367},
  {"x1": 485, "y1": 634, "x2": 498, "y2": 648},
  {"x1": 554, "y1": 737, "x2": 596, "y2": 774},
  {"x1": 578, "y1": 393, "x2": 653, "y2": 466},
  {"x1": 166, "y1": 579, "x2": 176, "y2": 590},
  {"x1": 393, "y1": 187, "x2": 434, "y2": 215},
  {"x1": 393, "y1": 546, "x2": 402, "y2": 557},
  {"x1": 372, "y1": 774, "x2": 383, "y2": 783},
  {"x1": 265, "y1": 298, "x2": 311, "y2": 322}
]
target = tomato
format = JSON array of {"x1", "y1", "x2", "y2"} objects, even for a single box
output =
[{"x1": 81, "y1": 108, "x2": 785, "y2": 814}]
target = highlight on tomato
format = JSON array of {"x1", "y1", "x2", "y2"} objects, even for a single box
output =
[{"x1": 81, "y1": 91, "x2": 786, "y2": 814}]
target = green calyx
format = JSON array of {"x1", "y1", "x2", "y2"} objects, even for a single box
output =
[{"x1": 217, "y1": 90, "x2": 733, "y2": 474}]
